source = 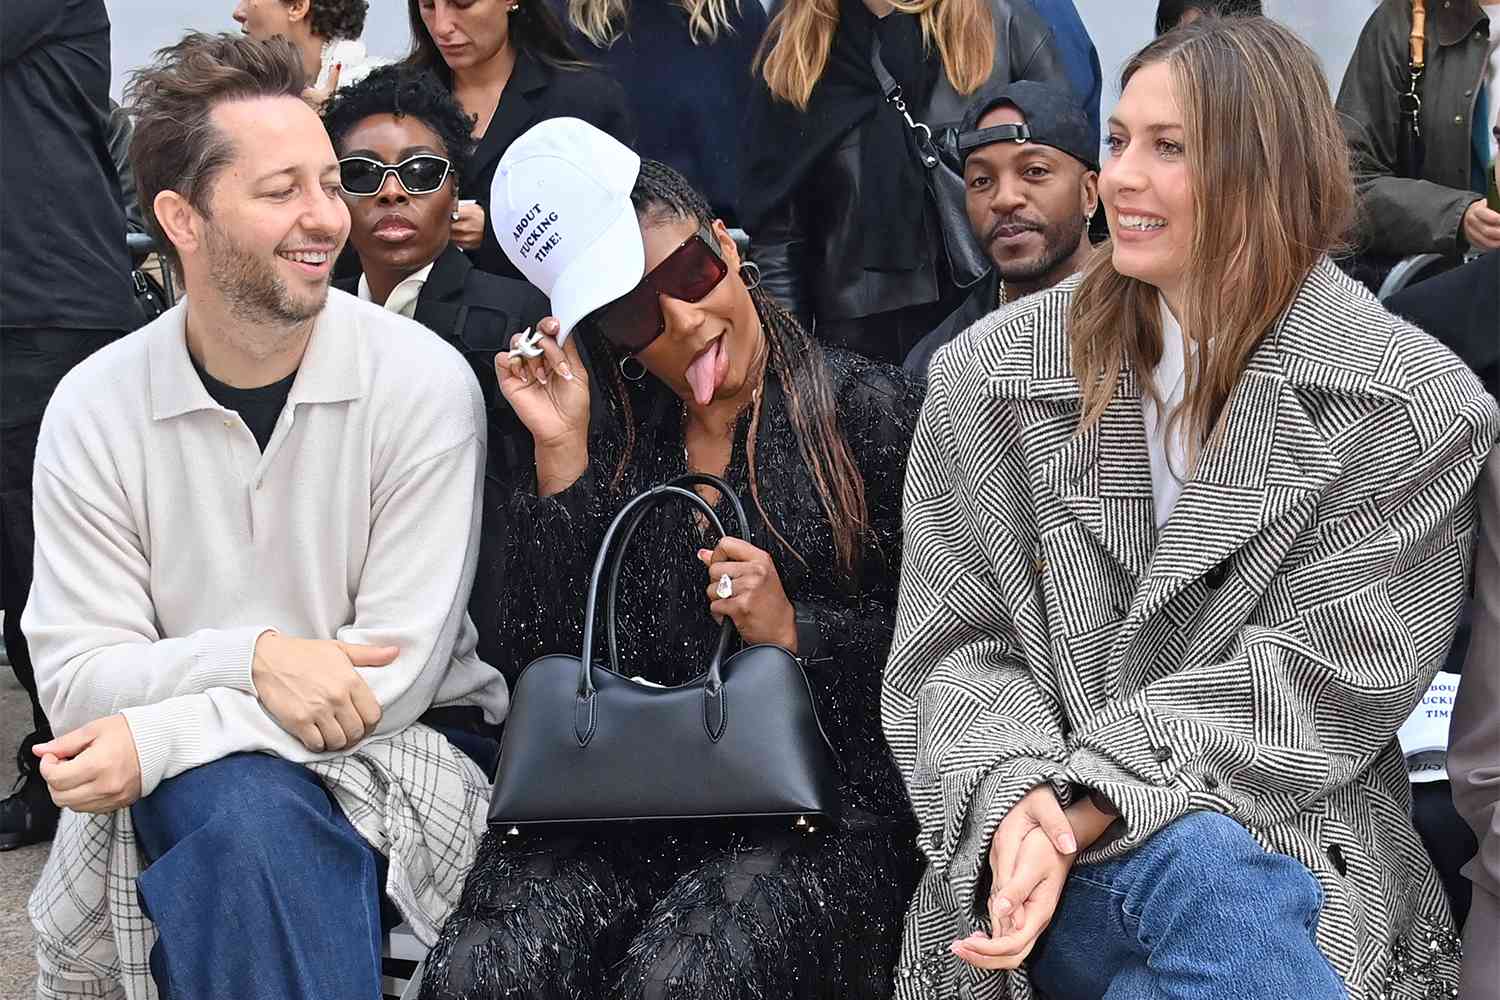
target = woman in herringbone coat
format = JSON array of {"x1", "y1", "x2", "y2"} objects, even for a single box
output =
[{"x1": 882, "y1": 16, "x2": 1500, "y2": 1000}]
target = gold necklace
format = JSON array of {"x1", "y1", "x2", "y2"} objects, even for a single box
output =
[{"x1": 997, "y1": 280, "x2": 1009, "y2": 308}]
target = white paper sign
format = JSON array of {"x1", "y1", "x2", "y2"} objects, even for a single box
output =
[{"x1": 1398, "y1": 672, "x2": 1461, "y2": 783}]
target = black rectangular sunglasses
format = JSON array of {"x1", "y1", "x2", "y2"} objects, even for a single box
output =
[
  {"x1": 338, "y1": 154, "x2": 452, "y2": 197},
  {"x1": 594, "y1": 224, "x2": 729, "y2": 354}
]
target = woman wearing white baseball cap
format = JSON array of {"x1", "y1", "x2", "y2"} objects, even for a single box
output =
[{"x1": 423, "y1": 119, "x2": 926, "y2": 1000}]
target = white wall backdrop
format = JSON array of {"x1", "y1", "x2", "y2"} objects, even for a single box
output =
[{"x1": 107, "y1": 0, "x2": 1385, "y2": 111}]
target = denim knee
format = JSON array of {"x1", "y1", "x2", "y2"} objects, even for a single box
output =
[
  {"x1": 131, "y1": 753, "x2": 340, "y2": 864},
  {"x1": 1131, "y1": 812, "x2": 1324, "y2": 929}
]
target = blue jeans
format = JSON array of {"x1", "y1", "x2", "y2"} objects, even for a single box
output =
[
  {"x1": 1028, "y1": 812, "x2": 1346, "y2": 1000},
  {"x1": 131, "y1": 725, "x2": 496, "y2": 1000}
]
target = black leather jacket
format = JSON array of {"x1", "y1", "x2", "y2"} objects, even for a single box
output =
[{"x1": 750, "y1": 0, "x2": 1069, "y2": 326}]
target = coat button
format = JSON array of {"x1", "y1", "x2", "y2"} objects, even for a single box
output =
[
  {"x1": 1202, "y1": 773, "x2": 1220, "y2": 789},
  {"x1": 1455, "y1": 115, "x2": 1465, "y2": 125},
  {"x1": 1204, "y1": 562, "x2": 1229, "y2": 589},
  {"x1": 1152, "y1": 745, "x2": 1172, "y2": 762},
  {"x1": 1326, "y1": 843, "x2": 1348, "y2": 876},
  {"x1": 930, "y1": 827, "x2": 945, "y2": 850}
]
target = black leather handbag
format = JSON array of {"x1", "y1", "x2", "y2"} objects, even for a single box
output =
[
  {"x1": 871, "y1": 39, "x2": 992, "y2": 291},
  {"x1": 488, "y1": 473, "x2": 841, "y2": 832}
]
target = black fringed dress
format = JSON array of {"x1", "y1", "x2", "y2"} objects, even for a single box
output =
[{"x1": 422, "y1": 349, "x2": 927, "y2": 1000}]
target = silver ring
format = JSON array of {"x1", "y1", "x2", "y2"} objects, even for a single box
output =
[
  {"x1": 716, "y1": 574, "x2": 733, "y2": 600},
  {"x1": 451, "y1": 210, "x2": 461, "y2": 221}
]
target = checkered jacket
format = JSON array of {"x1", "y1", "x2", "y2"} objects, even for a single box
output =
[
  {"x1": 882, "y1": 259, "x2": 1499, "y2": 1000},
  {"x1": 28, "y1": 724, "x2": 489, "y2": 1000}
]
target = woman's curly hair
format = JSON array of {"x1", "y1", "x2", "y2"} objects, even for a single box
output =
[
  {"x1": 300, "y1": 0, "x2": 368, "y2": 42},
  {"x1": 322, "y1": 64, "x2": 476, "y2": 191}
]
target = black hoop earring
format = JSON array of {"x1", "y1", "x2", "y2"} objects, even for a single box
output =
[
  {"x1": 739, "y1": 261, "x2": 762, "y2": 291},
  {"x1": 619, "y1": 355, "x2": 647, "y2": 382}
]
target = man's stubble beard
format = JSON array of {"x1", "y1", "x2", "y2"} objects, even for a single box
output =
[
  {"x1": 205, "y1": 217, "x2": 329, "y2": 360},
  {"x1": 992, "y1": 210, "x2": 1088, "y2": 286}
]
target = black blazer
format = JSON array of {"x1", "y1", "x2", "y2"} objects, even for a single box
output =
[
  {"x1": 461, "y1": 49, "x2": 636, "y2": 279},
  {"x1": 337, "y1": 246, "x2": 552, "y2": 671}
]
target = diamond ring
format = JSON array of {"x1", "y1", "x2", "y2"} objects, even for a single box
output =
[{"x1": 716, "y1": 574, "x2": 733, "y2": 600}]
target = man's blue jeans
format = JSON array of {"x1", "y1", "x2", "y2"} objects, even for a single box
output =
[
  {"x1": 131, "y1": 728, "x2": 497, "y2": 1000},
  {"x1": 1028, "y1": 811, "x2": 1346, "y2": 1000}
]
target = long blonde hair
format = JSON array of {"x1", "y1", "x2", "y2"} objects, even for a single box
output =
[
  {"x1": 568, "y1": 0, "x2": 742, "y2": 47},
  {"x1": 1069, "y1": 16, "x2": 1354, "y2": 450},
  {"x1": 756, "y1": 0, "x2": 994, "y2": 110}
]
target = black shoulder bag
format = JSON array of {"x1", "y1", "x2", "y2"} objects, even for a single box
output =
[
  {"x1": 871, "y1": 38, "x2": 991, "y2": 290},
  {"x1": 488, "y1": 473, "x2": 841, "y2": 833}
]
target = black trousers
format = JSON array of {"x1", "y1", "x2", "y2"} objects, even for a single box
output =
[{"x1": 1, "y1": 328, "x2": 124, "y2": 746}]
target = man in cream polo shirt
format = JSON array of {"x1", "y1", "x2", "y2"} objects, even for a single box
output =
[{"x1": 22, "y1": 32, "x2": 507, "y2": 1000}]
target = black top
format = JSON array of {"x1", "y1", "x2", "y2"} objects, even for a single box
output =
[
  {"x1": 488, "y1": 347, "x2": 925, "y2": 827},
  {"x1": 458, "y1": 49, "x2": 635, "y2": 279},
  {"x1": 903, "y1": 271, "x2": 999, "y2": 377},
  {"x1": 1, "y1": 0, "x2": 133, "y2": 331},
  {"x1": 553, "y1": 0, "x2": 767, "y2": 225},
  {"x1": 192, "y1": 355, "x2": 297, "y2": 452}
]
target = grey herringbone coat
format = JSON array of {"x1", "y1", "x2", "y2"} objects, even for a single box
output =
[{"x1": 882, "y1": 259, "x2": 1500, "y2": 1000}]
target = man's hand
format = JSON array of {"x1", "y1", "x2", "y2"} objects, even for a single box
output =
[
  {"x1": 1462, "y1": 199, "x2": 1500, "y2": 251},
  {"x1": 251, "y1": 632, "x2": 396, "y2": 752},
  {"x1": 953, "y1": 827, "x2": 1073, "y2": 970},
  {"x1": 33, "y1": 716, "x2": 142, "y2": 814}
]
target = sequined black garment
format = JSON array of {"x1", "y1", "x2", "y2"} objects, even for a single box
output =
[{"x1": 422, "y1": 349, "x2": 928, "y2": 1000}]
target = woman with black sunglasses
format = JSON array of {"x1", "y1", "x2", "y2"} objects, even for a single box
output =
[
  {"x1": 406, "y1": 0, "x2": 634, "y2": 280},
  {"x1": 421, "y1": 159, "x2": 927, "y2": 1000},
  {"x1": 322, "y1": 66, "x2": 587, "y2": 682}
]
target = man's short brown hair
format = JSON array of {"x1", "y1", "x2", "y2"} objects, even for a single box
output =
[{"x1": 124, "y1": 32, "x2": 308, "y2": 275}]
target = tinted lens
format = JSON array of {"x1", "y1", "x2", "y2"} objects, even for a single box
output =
[
  {"x1": 397, "y1": 156, "x2": 450, "y2": 194},
  {"x1": 652, "y1": 233, "x2": 727, "y2": 303},
  {"x1": 339, "y1": 158, "x2": 384, "y2": 195},
  {"x1": 596, "y1": 283, "x2": 663, "y2": 353}
]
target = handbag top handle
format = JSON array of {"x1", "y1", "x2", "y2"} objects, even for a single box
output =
[
  {"x1": 605, "y1": 473, "x2": 749, "y2": 670},
  {"x1": 579, "y1": 475, "x2": 749, "y2": 699}
]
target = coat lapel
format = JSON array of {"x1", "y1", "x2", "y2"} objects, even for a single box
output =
[
  {"x1": 987, "y1": 265, "x2": 1354, "y2": 646},
  {"x1": 465, "y1": 51, "x2": 548, "y2": 193},
  {"x1": 412, "y1": 245, "x2": 470, "y2": 339},
  {"x1": 1126, "y1": 271, "x2": 1351, "y2": 631},
  {"x1": 986, "y1": 293, "x2": 1158, "y2": 582}
]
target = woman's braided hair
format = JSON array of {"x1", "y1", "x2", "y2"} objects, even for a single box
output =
[{"x1": 593, "y1": 159, "x2": 870, "y2": 583}]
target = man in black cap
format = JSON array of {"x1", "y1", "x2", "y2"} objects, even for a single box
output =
[{"x1": 904, "y1": 80, "x2": 1099, "y2": 376}]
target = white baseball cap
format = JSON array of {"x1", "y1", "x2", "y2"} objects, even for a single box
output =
[{"x1": 491, "y1": 118, "x2": 645, "y2": 344}]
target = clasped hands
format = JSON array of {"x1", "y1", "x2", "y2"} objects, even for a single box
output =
[
  {"x1": 35, "y1": 631, "x2": 396, "y2": 814},
  {"x1": 950, "y1": 785, "x2": 1117, "y2": 971}
]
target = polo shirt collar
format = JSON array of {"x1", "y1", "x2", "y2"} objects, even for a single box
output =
[{"x1": 149, "y1": 290, "x2": 366, "y2": 421}]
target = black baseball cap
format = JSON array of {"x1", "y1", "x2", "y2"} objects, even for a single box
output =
[{"x1": 957, "y1": 80, "x2": 1100, "y2": 173}]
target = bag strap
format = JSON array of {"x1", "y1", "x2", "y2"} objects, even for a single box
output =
[
  {"x1": 579, "y1": 477, "x2": 745, "y2": 699},
  {"x1": 1410, "y1": 0, "x2": 1428, "y2": 72},
  {"x1": 1402, "y1": 0, "x2": 1428, "y2": 141},
  {"x1": 871, "y1": 37, "x2": 940, "y2": 169},
  {"x1": 605, "y1": 473, "x2": 747, "y2": 668}
]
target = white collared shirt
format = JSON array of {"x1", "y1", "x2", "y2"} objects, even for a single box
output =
[
  {"x1": 1142, "y1": 297, "x2": 1194, "y2": 529},
  {"x1": 358, "y1": 261, "x2": 436, "y2": 320}
]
